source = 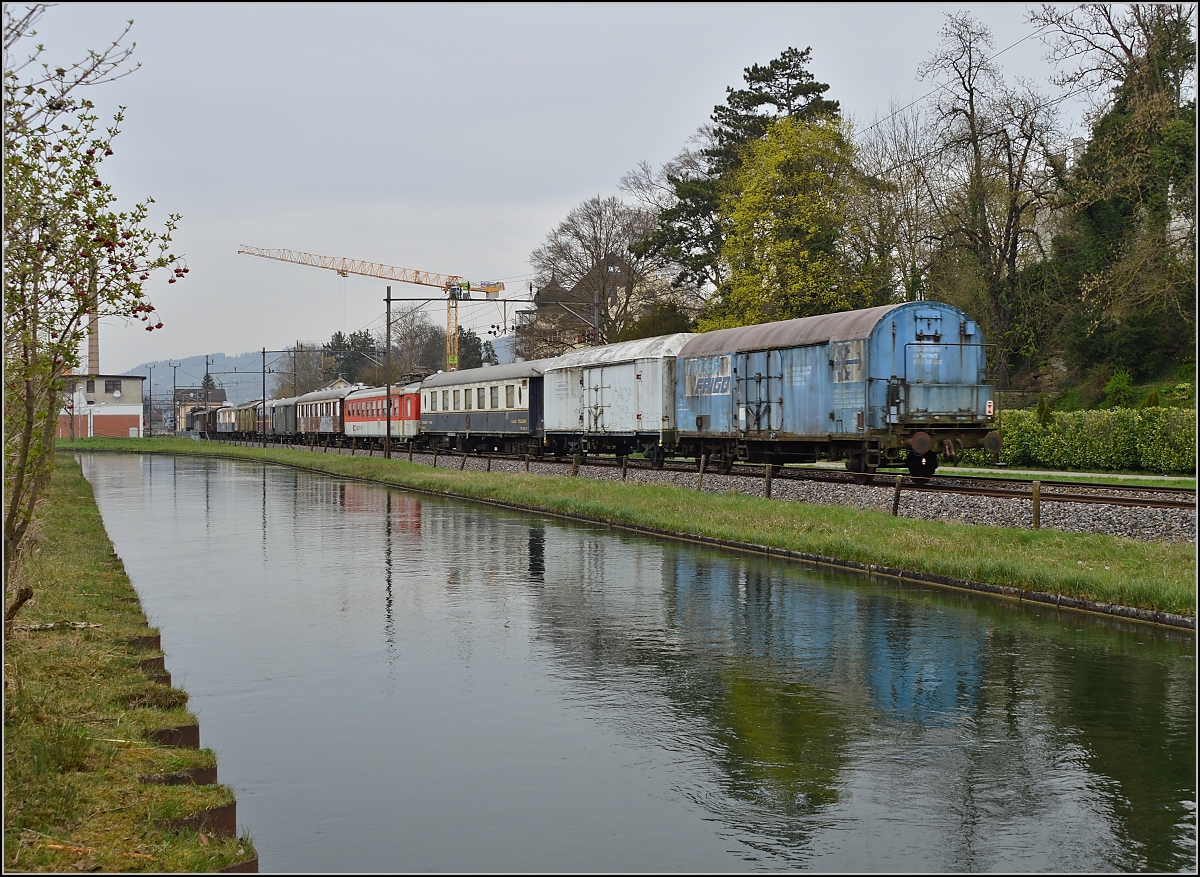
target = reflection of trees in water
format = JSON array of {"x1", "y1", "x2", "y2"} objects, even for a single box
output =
[
  {"x1": 519, "y1": 519, "x2": 1194, "y2": 870},
  {"x1": 524, "y1": 533, "x2": 864, "y2": 858},
  {"x1": 965, "y1": 621, "x2": 1196, "y2": 873}
]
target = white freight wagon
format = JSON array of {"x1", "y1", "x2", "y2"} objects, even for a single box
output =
[{"x1": 542, "y1": 333, "x2": 693, "y2": 465}]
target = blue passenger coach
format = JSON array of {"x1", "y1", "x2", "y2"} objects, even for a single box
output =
[{"x1": 672, "y1": 302, "x2": 1000, "y2": 477}]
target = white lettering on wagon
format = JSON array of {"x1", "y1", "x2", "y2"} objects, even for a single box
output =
[{"x1": 684, "y1": 355, "x2": 732, "y2": 397}]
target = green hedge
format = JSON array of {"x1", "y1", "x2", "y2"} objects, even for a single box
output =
[{"x1": 957, "y1": 407, "x2": 1196, "y2": 474}]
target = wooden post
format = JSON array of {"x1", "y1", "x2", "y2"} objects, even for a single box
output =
[
  {"x1": 621, "y1": 455, "x2": 627, "y2": 481},
  {"x1": 572, "y1": 454, "x2": 579, "y2": 476},
  {"x1": 486, "y1": 456, "x2": 492, "y2": 472},
  {"x1": 432, "y1": 449, "x2": 439, "y2": 468},
  {"x1": 698, "y1": 454, "x2": 707, "y2": 491},
  {"x1": 764, "y1": 463, "x2": 773, "y2": 498},
  {"x1": 892, "y1": 475, "x2": 903, "y2": 516},
  {"x1": 524, "y1": 454, "x2": 530, "y2": 472},
  {"x1": 1032, "y1": 480, "x2": 1041, "y2": 530},
  {"x1": 408, "y1": 443, "x2": 413, "y2": 463},
  {"x1": 460, "y1": 453, "x2": 467, "y2": 470}
]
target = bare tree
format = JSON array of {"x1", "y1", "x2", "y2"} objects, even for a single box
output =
[
  {"x1": 378, "y1": 305, "x2": 444, "y2": 378},
  {"x1": 853, "y1": 101, "x2": 941, "y2": 302},
  {"x1": 271, "y1": 342, "x2": 331, "y2": 398},
  {"x1": 1031, "y1": 3, "x2": 1196, "y2": 125},
  {"x1": 917, "y1": 12, "x2": 1064, "y2": 384},
  {"x1": 520, "y1": 196, "x2": 673, "y2": 358}
]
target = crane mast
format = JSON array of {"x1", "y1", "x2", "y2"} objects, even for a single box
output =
[{"x1": 237, "y1": 245, "x2": 504, "y2": 371}]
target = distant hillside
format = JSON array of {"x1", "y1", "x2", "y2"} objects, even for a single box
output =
[{"x1": 129, "y1": 351, "x2": 280, "y2": 406}]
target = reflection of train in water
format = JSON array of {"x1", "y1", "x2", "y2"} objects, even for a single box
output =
[{"x1": 195, "y1": 301, "x2": 1001, "y2": 478}]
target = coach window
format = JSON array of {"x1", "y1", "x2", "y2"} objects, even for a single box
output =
[
  {"x1": 505, "y1": 385, "x2": 514, "y2": 408},
  {"x1": 464, "y1": 389, "x2": 472, "y2": 410},
  {"x1": 489, "y1": 386, "x2": 499, "y2": 409},
  {"x1": 518, "y1": 385, "x2": 522, "y2": 406},
  {"x1": 440, "y1": 390, "x2": 448, "y2": 411},
  {"x1": 428, "y1": 393, "x2": 436, "y2": 412},
  {"x1": 453, "y1": 390, "x2": 460, "y2": 410}
]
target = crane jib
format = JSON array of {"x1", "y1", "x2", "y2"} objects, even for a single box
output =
[{"x1": 236, "y1": 245, "x2": 507, "y2": 373}]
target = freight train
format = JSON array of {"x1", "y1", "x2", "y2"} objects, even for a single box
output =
[{"x1": 192, "y1": 301, "x2": 1002, "y2": 478}]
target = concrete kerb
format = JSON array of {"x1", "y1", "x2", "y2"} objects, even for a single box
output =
[{"x1": 74, "y1": 447, "x2": 1197, "y2": 633}]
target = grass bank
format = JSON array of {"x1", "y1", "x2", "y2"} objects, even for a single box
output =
[
  {"x1": 3, "y1": 454, "x2": 257, "y2": 872},
  {"x1": 63, "y1": 437, "x2": 1196, "y2": 621}
]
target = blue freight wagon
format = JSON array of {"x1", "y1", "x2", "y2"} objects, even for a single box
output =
[{"x1": 672, "y1": 301, "x2": 1001, "y2": 477}]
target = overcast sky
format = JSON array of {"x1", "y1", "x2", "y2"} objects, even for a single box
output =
[{"x1": 27, "y1": 2, "x2": 1092, "y2": 374}]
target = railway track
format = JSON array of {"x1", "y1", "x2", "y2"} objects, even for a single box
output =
[
  {"x1": 489, "y1": 451, "x2": 1192, "y2": 510},
  {"x1": 229, "y1": 439, "x2": 1194, "y2": 512}
]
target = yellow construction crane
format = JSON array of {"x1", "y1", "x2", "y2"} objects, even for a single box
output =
[{"x1": 237, "y1": 245, "x2": 505, "y2": 370}]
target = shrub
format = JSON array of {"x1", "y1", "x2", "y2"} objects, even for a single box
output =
[
  {"x1": 1103, "y1": 368, "x2": 1136, "y2": 408},
  {"x1": 953, "y1": 406, "x2": 1196, "y2": 473},
  {"x1": 1166, "y1": 382, "x2": 1195, "y2": 407},
  {"x1": 1035, "y1": 393, "x2": 1053, "y2": 425},
  {"x1": 1136, "y1": 407, "x2": 1198, "y2": 474}
]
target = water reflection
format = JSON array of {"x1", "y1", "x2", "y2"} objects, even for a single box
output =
[{"x1": 80, "y1": 454, "x2": 1195, "y2": 873}]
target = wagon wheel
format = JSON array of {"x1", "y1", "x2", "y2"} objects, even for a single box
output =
[
  {"x1": 644, "y1": 445, "x2": 665, "y2": 469},
  {"x1": 846, "y1": 451, "x2": 875, "y2": 485}
]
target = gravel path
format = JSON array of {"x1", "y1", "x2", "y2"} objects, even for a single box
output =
[{"x1": 393, "y1": 450, "x2": 1196, "y2": 545}]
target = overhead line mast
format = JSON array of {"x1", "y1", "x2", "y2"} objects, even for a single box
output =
[{"x1": 237, "y1": 245, "x2": 505, "y2": 371}]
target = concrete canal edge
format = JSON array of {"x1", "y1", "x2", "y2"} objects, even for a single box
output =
[
  {"x1": 115, "y1": 578, "x2": 261, "y2": 873},
  {"x1": 22, "y1": 453, "x2": 260, "y2": 873},
  {"x1": 81, "y1": 448, "x2": 1197, "y2": 633}
]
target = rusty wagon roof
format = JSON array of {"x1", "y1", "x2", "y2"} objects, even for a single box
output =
[{"x1": 678, "y1": 304, "x2": 908, "y2": 357}]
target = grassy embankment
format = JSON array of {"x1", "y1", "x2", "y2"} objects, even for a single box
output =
[
  {"x1": 63, "y1": 437, "x2": 1196, "y2": 619},
  {"x1": 4, "y1": 455, "x2": 257, "y2": 872}
]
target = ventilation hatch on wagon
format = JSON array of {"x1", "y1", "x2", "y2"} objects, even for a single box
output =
[{"x1": 915, "y1": 309, "x2": 942, "y2": 340}]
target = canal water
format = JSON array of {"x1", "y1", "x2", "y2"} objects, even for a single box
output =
[{"x1": 78, "y1": 454, "x2": 1196, "y2": 873}]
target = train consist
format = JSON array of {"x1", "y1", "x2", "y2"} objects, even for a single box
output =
[{"x1": 192, "y1": 301, "x2": 1002, "y2": 477}]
